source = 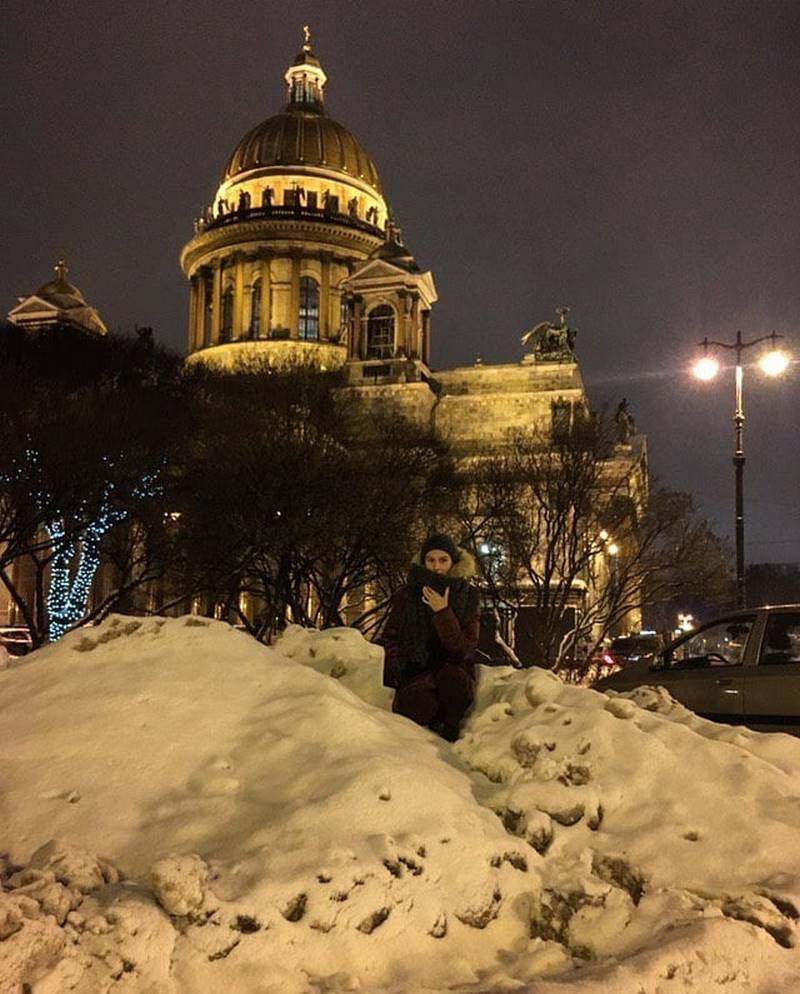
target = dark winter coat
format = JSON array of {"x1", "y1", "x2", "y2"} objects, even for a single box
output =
[{"x1": 380, "y1": 551, "x2": 481, "y2": 689}]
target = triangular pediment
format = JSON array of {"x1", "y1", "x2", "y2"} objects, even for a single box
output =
[
  {"x1": 347, "y1": 258, "x2": 411, "y2": 283},
  {"x1": 342, "y1": 260, "x2": 437, "y2": 306},
  {"x1": 8, "y1": 295, "x2": 59, "y2": 317}
]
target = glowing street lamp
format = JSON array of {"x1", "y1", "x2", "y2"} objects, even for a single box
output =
[
  {"x1": 692, "y1": 355, "x2": 720, "y2": 381},
  {"x1": 693, "y1": 330, "x2": 791, "y2": 608},
  {"x1": 759, "y1": 349, "x2": 790, "y2": 377}
]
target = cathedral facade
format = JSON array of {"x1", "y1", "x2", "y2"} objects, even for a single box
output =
[
  {"x1": 178, "y1": 33, "x2": 647, "y2": 651},
  {"x1": 180, "y1": 33, "x2": 602, "y2": 458}
]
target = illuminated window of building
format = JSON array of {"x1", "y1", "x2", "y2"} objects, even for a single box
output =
[
  {"x1": 299, "y1": 276, "x2": 320, "y2": 340},
  {"x1": 339, "y1": 295, "x2": 349, "y2": 335},
  {"x1": 249, "y1": 278, "x2": 261, "y2": 337},
  {"x1": 477, "y1": 539, "x2": 506, "y2": 581},
  {"x1": 366, "y1": 305, "x2": 394, "y2": 359},
  {"x1": 221, "y1": 287, "x2": 234, "y2": 341}
]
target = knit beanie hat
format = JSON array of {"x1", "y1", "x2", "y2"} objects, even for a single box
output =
[{"x1": 421, "y1": 533, "x2": 461, "y2": 564}]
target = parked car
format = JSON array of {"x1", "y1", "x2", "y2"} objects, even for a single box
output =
[
  {"x1": 602, "y1": 633, "x2": 665, "y2": 670},
  {"x1": 0, "y1": 626, "x2": 33, "y2": 657},
  {"x1": 594, "y1": 605, "x2": 800, "y2": 729}
]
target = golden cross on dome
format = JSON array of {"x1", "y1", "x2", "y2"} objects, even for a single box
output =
[
  {"x1": 54, "y1": 259, "x2": 68, "y2": 281},
  {"x1": 302, "y1": 24, "x2": 311, "y2": 51}
]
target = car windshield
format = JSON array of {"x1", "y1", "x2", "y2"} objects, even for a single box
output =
[{"x1": 669, "y1": 616, "x2": 756, "y2": 668}]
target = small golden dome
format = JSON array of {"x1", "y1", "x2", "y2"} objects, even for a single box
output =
[{"x1": 35, "y1": 260, "x2": 88, "y2": 308}]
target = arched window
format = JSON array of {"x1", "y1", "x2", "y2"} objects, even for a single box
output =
[
  {"x1": 220, "y1": 287, "x2": 234, "y2": 341},
  {"x1": 366, "y1": 305, "x2": 394, "y2": 359},
  {"x1": 299, "y1": 276, "x2": 320, "y2": 340},
  {"x1": 249, "y1": 279, "x2": 261, "y2": 337}
]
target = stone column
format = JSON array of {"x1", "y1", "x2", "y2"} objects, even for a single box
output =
[
  {"x1": 211, "y1": 259, "x2": 222, "y2": 344},
  {"x1": 260, "y1": 255, "x2": 271, "y2": 337},
  {"x1": 320, "y1": 253, "x2": 331, "y2": 338},
  {"x1": 399, "y1": 292, "x2": 412, "y2": 356},
  {"x1": 188, "y1": 275, "x2": 198, "y2": 353},
  {"x1": 422, "y1": 310, "x2": 431, "y2": 365},
  {"x1": 332, "y1": 290, "x2": 342, "y2": 343},
  {"x1": 410, "y1": 294, "x2": 420, "y2": 358},
  {"x1": 233, "y1": 255, "x2": 245, "y2": 338},
  {"x1": 196, "y1": 271, "x2": 208, "y2": 347},
  {"x1": 352, "y1": 296, "x2": 363, "y2": 359},
  {"x1": 289, "y1": 254, "x2": 301, "y2": 338}
]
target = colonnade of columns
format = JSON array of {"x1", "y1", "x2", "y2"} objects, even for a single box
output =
[{"x1": 188, "y1": 250, "x2": 346, "y2": 353}]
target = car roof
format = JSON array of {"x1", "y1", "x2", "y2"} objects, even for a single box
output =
[{"x1": 697, "y1": 604, "x2": 800, "y2": 619}]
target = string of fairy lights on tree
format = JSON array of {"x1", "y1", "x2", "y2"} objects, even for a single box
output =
[
  {"x1": 5, "y1": 443, "x2": 162, "y2": 642},
  {"x1": 47, "y1": 471, "x2": 161, "y2": 641}
]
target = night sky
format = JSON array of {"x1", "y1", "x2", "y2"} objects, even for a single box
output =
[{"x1": 4, "y1": 0, "x2": 799, "y2": 564}]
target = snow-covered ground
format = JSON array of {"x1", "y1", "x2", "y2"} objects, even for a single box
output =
[{"x1": 2, "y1": 616, "x2": 800, "y2": 993}]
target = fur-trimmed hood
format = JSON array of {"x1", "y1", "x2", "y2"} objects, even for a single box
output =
[{"x1": 411, "y1": 547, "x2": 477, "y2": 580}]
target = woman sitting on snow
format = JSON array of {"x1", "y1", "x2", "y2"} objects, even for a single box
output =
[{"x1": 380, "y1": 534, "x2": 480, "y2": 742}]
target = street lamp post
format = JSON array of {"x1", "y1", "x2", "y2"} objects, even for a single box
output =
[{"x1": 693, "y1": 331, "x2": 789, "y2": 609}]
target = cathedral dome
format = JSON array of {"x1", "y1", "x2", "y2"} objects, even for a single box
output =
[
  {"x1": 181, "y1": 30, "x2": 391, "y2": 368},
  {"x1": 222, "y1": 111, "x2": 383, "y2": 195}
]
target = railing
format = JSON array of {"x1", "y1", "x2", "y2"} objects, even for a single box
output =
[
  {"x1": 197, "y1": 329, "x2": 345, "y2": 350},
  {"x1": 196, "y1": 204, "x2": 384, "y2": 238}
]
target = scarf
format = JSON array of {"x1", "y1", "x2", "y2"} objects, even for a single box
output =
[{"x1": 399, "y1": 563, "x2": 479, "y2": 680}]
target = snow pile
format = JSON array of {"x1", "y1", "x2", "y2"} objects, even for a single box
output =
[
  {"x1": 454, "y1": 666, "x2": 800, "y2": 987},
  {"x1": 275, "y1": 623, "x2": 393, "y2": 711},
  {"x1": 2, "y1": 616, "x2": 800, "y2": 992},
  {"x1": 3, "y1": 616, "x2": 535, "y2": 993}
]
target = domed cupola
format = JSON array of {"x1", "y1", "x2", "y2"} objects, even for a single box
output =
[
  {"x1": 7, "y1": 260, "x2": 107, "y2": 336},
  {"x1": 181, "y1": 27, "x2": 392, "y2": 370},
  {"x1": 221, "y1": 30, "x2": 383, "y2": 196},
  {"x1": 285, "y1": 28, "x2": 327, "y2": 111}
]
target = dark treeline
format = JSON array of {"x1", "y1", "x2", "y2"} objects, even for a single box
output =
[
  {"x1": 0, "y1": 324, "x2": 454, "y2": 647},
  {"x1": 0, "y1": 324, "x2": 733, "y2": 668}
]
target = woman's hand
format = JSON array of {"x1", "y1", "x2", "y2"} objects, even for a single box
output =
[{"x1": 422, "y1": 585, "x2": 449, "y2": 613}]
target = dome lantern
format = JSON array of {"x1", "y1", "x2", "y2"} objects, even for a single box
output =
[{"x1": 284, "y1": 25, "x2": 327, "y2": 112}]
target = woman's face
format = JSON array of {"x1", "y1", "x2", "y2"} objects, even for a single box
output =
[{"x1": 424, "y1": 550, "x2": 453, "y2": 575}]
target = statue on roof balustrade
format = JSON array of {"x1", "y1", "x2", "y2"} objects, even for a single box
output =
[{"x1": 521, "y1": 305, "x2": 577, "y2": 362}]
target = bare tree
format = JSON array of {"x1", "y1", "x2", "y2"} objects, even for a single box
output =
[
  {"x1": 170, "y1": 363, "x2": 455, "y2": 639},
  {"x1": 457, "y1": 415, "x2": 730, "y2": 673}
]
